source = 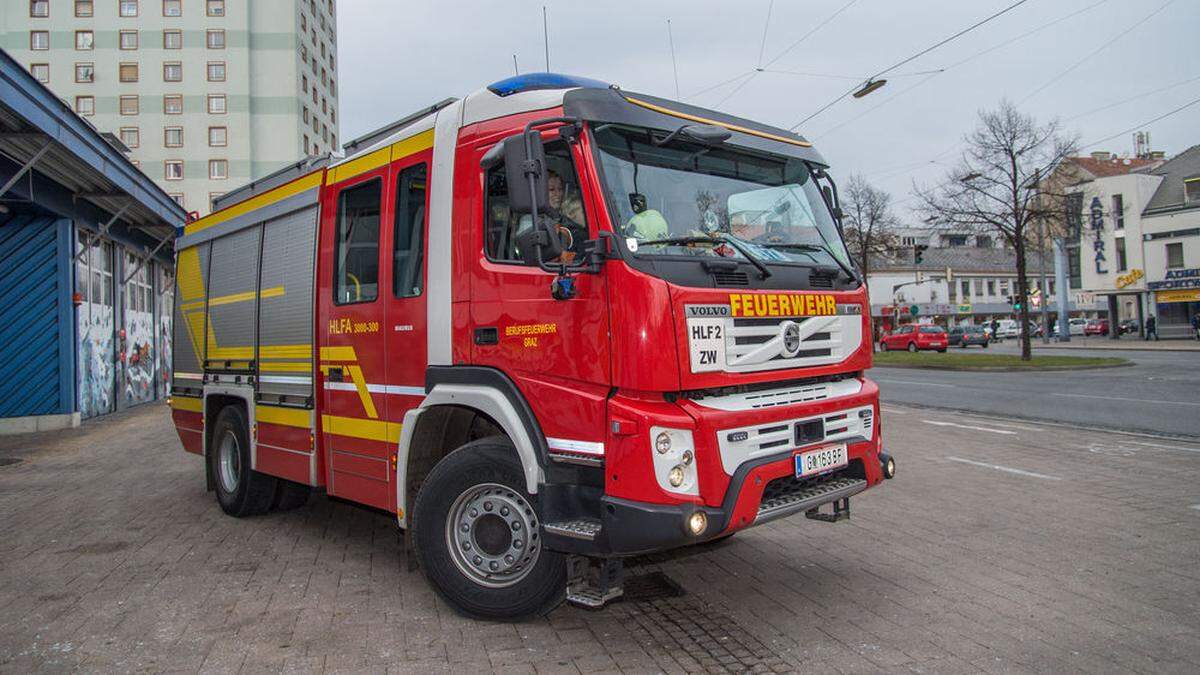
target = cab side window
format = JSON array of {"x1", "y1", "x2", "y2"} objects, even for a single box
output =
[
  {"x1": 334, "y1": 178, "x2": 381, "y2": 304},
  {"x1": 484, "y1": 139, "x2": 587, "y2": 264},
  {"x1": 393, "y1": 163, "x2": 427, "y2": 298}
]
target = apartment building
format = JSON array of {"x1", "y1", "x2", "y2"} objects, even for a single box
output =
[{"x1": 2, "y1": 0, "x2": 338, "y2": 215}]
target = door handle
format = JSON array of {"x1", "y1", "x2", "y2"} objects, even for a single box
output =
[
  {"x1": 474, "y1": 327, "x2": 498, "y2": 346},
  {"x1": 327, "y1": 366, "x2": 344, "y2": 382}
]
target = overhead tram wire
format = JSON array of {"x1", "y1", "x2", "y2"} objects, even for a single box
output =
[
  {"x1": 1063, "y1": 74, "x2": 1200, "y2": 122},
  {"x1": 1019, "y1": 0, "x2": 1177, "y2": 105},
  {"x1": 1081, "y1": 95, "x2": 1200, "y2": 150},
  {"x1": 760, "y1": 0, "x2": 860, "y2": 71},
  {"x1": 756, "y1": 0, "x2": 774, "y2": 69},
  {"x1": 667, "y1": 19, "x2": 681, "y2": 98},
  {"x1": 713, "y1": 0, "x2": 777, "y2": 108},
  {"x1": 685, "y1": 69, "x2": 756, "y2": 101},
  {"x1": 788, "y1": 0, "x2": 1033, "y2": 131},
  {"x1": 814, "y1": 0, "x2": 1116, "y2": 139}
]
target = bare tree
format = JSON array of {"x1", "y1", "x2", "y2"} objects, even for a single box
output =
[
  {"x1": 915, "y1": 100, "x2": 1076, "y2": 360},
  {"x1": 842, "y1": 174, "x2": 899, "y2": 279}
]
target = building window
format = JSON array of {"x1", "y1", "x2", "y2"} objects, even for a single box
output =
[
  {"x1": 209, "y1": 159, "x2": 228, "y2": 180},
  {"x1": 163, "y1": 62, "x2": 182, "y2": 82},
  {"x1": 75, "y1": 0, "x2": 93, "y2": 17},
  {"x1": 163, "y1": 94, "x2": 182, "y2": 114},
  {"x1": 1186, "y1": 178, "x2": 1200, "y2": 203},
  {"x1": 975, "y1": 235, "x2": 993, "y2": 248},
  {"x1": 206, "y1": 62, "x2": 226, "y2": 82},
  {"x1": 301, "y1": 74, "x2": 307, "y2": 92},
  {"x1": 329, "y1": 78, "x2": 336, "y2": 96},
  {"x1": 302, "y1": 106, "x2": 309, "y2": 123},
  {"x1": 986, "y1": 280, "x2": 996, "y2": 296},
  {"x1": 1048, "y1": 279, "x2": 1055, "y2": 296},
  {"x1": 118, "y1": 127, "x2": 139, "y2": 148},
  {"x1": 945, "y1": 234, "x2": 969, "y2": 247},
  {"x1": 75, "y1": 96, "x2": 95, "y2": 116},
  {"x1": 162, "y1": 0, "x2": 181, "y2": 16},
  {"x1": 208, "y1": 126, "x2": 227, "y2": 147},
  {"x1": 163, "y1": 30, "x2": 182, "y2": 49},
  {"x1": 1115, "y1": 237, "x2": 1127, "y2": 272},
  {"x1": 165, "y1": 160, "x2": 183, "y2": 180},
  {"x1": 119, "y1": 30, "x2": 139, "y2": 50},
  {"x1": 960, "y1": 280, "x2": 970, "y2": 298},
  {"x1": 120, "y1": 0, "x2": 139, "y2": 17},
  {"x1": 999, "y1": 279, "x2": 1010, "y2": 297},
  {"x1": 75, "y1": 63, "x2": 94, "y2": 83},
  {"x1": 119, "y1": 62, "x2": 138, "y2": 82},
  {"x1": 207, "y1": 94, "x2": 227, "y2": 114},
  {"x1": 207, "y1": 0, "x2": 225, "y2": 16},
  {"x1": 1166, "y1": 242, "x2": 1185, "y2": 269},
  {"x1": 30, "y1": 31, "x2": 49, "y2": 50},
  {"x1": 330, "y1": 109, "x2": 335, "y2": 124},
  {"x1": 206, "y1": 29, "x2": 226, "y2": 49},
  {"x1": 30, "y1": 63, "x2": 49, "y2": 83},
  {"x1": 76, "y1": 30, "x2": 94, "y2": 50},
  {"x1": 164, "y1": 126, "x2": 183, "y2": 147},
  {"x1": 30, "y1": 0, "x2": 49, "y2": 17},
  {"x1": 119, "y1": 95, "x2": 139, "y2": 115},
  {"x1": 1112, "y1": 194, "x2": 1124, "y2": 229},
  {"x1": 169, "y1": 193, "x2": 185, "y2": 207}
]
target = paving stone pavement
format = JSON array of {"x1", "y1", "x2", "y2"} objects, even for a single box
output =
[{"x1": 1, "y1": 402, "x2": 1198, "y2": 674}]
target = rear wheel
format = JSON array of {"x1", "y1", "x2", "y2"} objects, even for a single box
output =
[
  {"x1": 210, "y1": 405, "x2": 278, "y2": 517},
  {"x1": 273, "y1": 480, "x2": 311, "y2": 511},
  {"x1": 907, "y1": 342, "x2": 918, "y2": 352},
  {"x1": 412, "y1": 438, "x2": 565, "y2": 620}
]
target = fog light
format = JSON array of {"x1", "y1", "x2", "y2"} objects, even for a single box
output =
[
  {"x1": 655, "y1": 431, "x2": 672, "y2": 454},
  {"x1": 668, "y1": 465, "x2": 686, "y2": 487},
  {"x1": 687, "y1": 511, "x2": 708, "y2": 536},
  {"x1": 880, "y1": 451, "x2": 896, "y2": 479}
]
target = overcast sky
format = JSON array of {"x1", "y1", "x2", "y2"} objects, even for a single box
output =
[{"x1": 336, "y1": 0, "x2": 1200, "y2": 220}]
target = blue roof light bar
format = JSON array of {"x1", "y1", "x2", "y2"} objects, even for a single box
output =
[{"x1": 487, "y1": 72, "x2": 609, "y2": 97}]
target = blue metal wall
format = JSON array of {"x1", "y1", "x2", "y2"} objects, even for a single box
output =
[{"x1": 0, "y1": 215, "x2": 73, "y2": 418}]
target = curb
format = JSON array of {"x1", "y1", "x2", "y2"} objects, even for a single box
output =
[
  {"x1": 1033, "y1": 343, "x2": 1200, "y2": 354},
  {"x1": 870, "y1": 360, "x2": 1132, "y2": 373}
]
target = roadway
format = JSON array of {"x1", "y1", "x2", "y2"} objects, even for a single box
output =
[{"x1": 870, "y1": 338, "x2": 1200, "y2": 439}]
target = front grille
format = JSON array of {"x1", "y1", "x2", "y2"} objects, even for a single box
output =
[
  {"x1": 716, "y1": 404, "x2": 874, "y2": 474},
  {"x1": 713, "y1": 270, "x2": 750, "y2": 287}
]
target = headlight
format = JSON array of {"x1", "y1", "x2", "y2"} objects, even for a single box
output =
[
  {"x1": 668, "y1": 465, "x2": 685, "y2": 487},
  {"x1": 655, "y1": 431, "x2": 672, "y2": 454}
]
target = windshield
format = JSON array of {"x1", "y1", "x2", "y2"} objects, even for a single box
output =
[
  {"x1": 591, "y1": 124, "x2": 852, "y2": 269},
  {"x1": 919, "y1": 326, "x2": 945, "y2": 334}
]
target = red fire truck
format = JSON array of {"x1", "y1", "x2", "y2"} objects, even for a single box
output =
[{"x1": 169, "y1": 73, "x2": 894, "y2": 619}]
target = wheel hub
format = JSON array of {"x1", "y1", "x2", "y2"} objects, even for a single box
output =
[
  {"x1": 446, "y1": 483, "x2": 540, "y2": 588},
  {"x1": 217, "y1": 430, "x2": 240, "y2": 493}
]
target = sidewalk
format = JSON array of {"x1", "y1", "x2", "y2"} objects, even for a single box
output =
[{"x1": 1031, "y1": 337, "x2": 1200, "y2": 352}]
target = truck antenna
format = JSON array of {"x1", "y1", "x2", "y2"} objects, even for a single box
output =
[
  {"x1": 667, "y1": 19, "x2": 680, "y2": 98},
  {"x1": 512, "y1": 54, "x2": 520, "y2": 76},
  {"x1": 542, "y1": 6, "x2": 550, "y2": 71}
]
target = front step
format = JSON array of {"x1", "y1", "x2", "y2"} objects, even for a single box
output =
[
  {"x1": 566, "y1": 555, "x2": 623, "y2": 609},
  {"x1": 757, "y1": 476, "x2": 867, "y2": 525},
  {"x1": 544, "y1": 518, "x2": 602, "y2": 541}
]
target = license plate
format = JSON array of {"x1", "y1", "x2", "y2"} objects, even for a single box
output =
[{"x1": 795, "y1": 444, "x2": 848, "y2": 478}]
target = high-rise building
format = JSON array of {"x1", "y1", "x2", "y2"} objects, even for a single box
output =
[{"x1": 2, "y1": 0, "x2": 339, "y2": 215}]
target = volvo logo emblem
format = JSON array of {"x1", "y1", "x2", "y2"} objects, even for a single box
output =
[{"x1": 780, "y1": 321, "x2": 802, "y2": 357}]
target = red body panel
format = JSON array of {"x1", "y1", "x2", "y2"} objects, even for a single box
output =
[
  {"x1": 255, "y1": 422, "x2": 313, "y2": 485},
  {"x1": 172, "y1": 409, "x2": 203, "y2": 455}
]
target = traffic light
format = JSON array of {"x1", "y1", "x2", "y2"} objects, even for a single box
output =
[{"x1": 913, "y1": 244, "x2": 928, "y2": 265}]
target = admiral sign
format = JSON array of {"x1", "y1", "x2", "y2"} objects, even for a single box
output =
[{"x1": 1148, "y1": 268, "x2": 1200, "y2": 291}]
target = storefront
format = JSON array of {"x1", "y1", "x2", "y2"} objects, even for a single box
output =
[{"x1": 1150, "y1": 268, "x2": 1200, "y2": 338}]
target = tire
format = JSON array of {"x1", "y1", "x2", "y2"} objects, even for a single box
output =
[
  {"x1": 879, "y1": 341, "x2": 888, "y2": 352},
  {"x1": 210, "y1": 405, "x2": 278, "y2": 517},
  {"x1": 412, "y1": 438, "x2": 565, "y2": 620},
  {"x1": 273, "y1": 479, "x2": 312, "y2": 511},
  {"x1": 937, "y1": 348, "x2": 947, "y2": 353},
  {"x1": 907, "y1": 342, "x2": 918, "y2": 353}
]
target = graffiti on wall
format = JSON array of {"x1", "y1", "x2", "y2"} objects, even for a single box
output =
[
  {"x1": 123, "y1": 310, "x2": 156, "y2": 406},
  {"x1": 158, "y1": 288, "x2": 174, "y2": 397},
  {"x1": 77, "y1": 302, "x2": 115, "y2": 418}
]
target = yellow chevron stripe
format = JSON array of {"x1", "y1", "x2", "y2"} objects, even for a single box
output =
[
  {"x1": 326, "y1": 128, "x2": 435, "y2": 185},
  {"x1": 260, "y1": 344, "x2": 313, "y2": 358},
  {"x1": 390, "y1": 128, "x2": 435, "y2": 162},
  {"x1": 180, "y1": 286, "x2": 285, "y2": 312},
  {"x1": 185, "y1": 171, "x2": 323, "y2": 236},
  {"x1": 170, "y1": 397, "x2": 203, "y2": 413},
  {"x1": 322, "y1": 415, "x2": 402, "y2": 443},
  {"x1": 256, "y1": 405, "x2": 311, "y2": 428},
  {"x1": 319, "y1": 345, "x2": 357, "y2": 361}
]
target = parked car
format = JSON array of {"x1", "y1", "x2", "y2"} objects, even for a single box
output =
[
  {"x1": 948, "y1": 325, "x2": 990, "y2": 348},
  {"x1": 880, "y1": 325, "x2": 949, "y2": 353},
  {"x1": 989, "y1": 319, "x2": 1019, "y2": 339},
  {"x1": 1118, "y1": 319, "x2": 1139, "y2": 335},
  {"x1": 1068, "y1": 318, "x2": 1088, "y2": 336},
  {"x1": 1084, "y1": 319, "x2": 1110, "y2": 336}
]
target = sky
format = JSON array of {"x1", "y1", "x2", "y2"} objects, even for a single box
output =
[{"x1": 336, "y1": 0, "x2": 1200, "y2": 221}]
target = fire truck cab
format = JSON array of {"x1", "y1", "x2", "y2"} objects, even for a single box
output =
[{"x1": 170, "y1": 73, "x2": 893, "y2": 620}]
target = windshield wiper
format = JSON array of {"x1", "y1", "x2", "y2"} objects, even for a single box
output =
[
  {"x1": 638, "y1": 234, "x2": 772, "y2": 279},
  {"x1": 759, "y1": 242, "x2": 861, "y2": 285}
]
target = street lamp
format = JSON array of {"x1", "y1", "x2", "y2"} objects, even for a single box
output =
[{"x1": 852, "y1": 79, "x2": 887, "y2": 98}]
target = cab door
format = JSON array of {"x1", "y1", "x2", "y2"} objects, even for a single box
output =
[
  {"x1": 318, "y1": 168, "x2": 393, "y2": 510},
  {"x1": 466, "y1": 129, "x2": 612, "y2": 456}
]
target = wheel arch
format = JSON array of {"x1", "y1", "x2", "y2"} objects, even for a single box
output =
[{"x1": 202, "y1": 386, "x2": 257, "y2": 490}]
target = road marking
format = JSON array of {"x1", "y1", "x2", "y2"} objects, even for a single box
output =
[
  {"x1": 1122, "y1": 440, "x2": 1200, "y2": 454},
  {"x1": 879, "y1": 406, "x2": 908, "y2": 415},
  {"x1": 946, "y1": 456, "x2": 1061, "y2": 481},
  {"x1": 955, "y1": 418, "x2": 1039, "y2": 431},
  {"x1": 874, "y1": 378, "x2": 957, "y2": 388},
  {"x1": 923, "y1": 420, "x2": 1017, "y2": 435},
  {"x1": 1052, "y1": 392, "x2": 1200, "y2": 407}
]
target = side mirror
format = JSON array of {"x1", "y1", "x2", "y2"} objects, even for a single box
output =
[
  {"x1": 504, "y1": 131, "x2": 548, "y2": 215},
  {"x1": 515, "y1": 218, "x2": 563, "y2": 266}
]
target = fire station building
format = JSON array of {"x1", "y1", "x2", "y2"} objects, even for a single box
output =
[{"x1": 0, "y1": 48, "x2": 185, "y2": 434}]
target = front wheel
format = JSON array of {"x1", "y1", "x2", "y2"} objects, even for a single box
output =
[
  {"x1": 907, "y1": 342, "x2": 918, "y2": 353},
  {"x1": 412, "y1": 438, "x2": 565, "y2": 620}
]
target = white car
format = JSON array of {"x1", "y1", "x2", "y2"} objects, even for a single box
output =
[
  {"x1": 990, "y1": 319, "x2": 1020, "y2": 339},
  {"x1": 1068, "y1": 318, "x2": 1088, "y2": 336}
]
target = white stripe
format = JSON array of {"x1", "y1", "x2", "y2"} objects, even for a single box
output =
[
  {"x1": 322, "y1": 382, "x2": 424, "y2": 396},
  {"x1": 546, "y1": 437, "x2": 605, "y2": 456},
  {"x1": 1052, "y1": 392, "x2": 1200, "y2": 407},
  {"x1": 874, "y1": 378, "x2": 956, "y2": 388},
  {"x1": 923, "y1": 420, "x2": 1016, "y2": 435},
  {"x1": 260, "y1": 375, "x2": 312, "y2": 385},
  {"x1": 945, "y1": 456, "x2": 1061, "y2": 481},
  {"x1": 1122, "y1": 440, "x2": 1200, "y2": 454},
  {"x1": 425, "y1": 101, "x2": 461, "y2": 365}
]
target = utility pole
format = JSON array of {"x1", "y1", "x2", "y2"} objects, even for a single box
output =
[
  {"x1": 1054, "y1": 238, "x2": 1070, "y2": 342},
  {"x1": 1034, "y1": 168, "x2": 1050, "y2": 344}
]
